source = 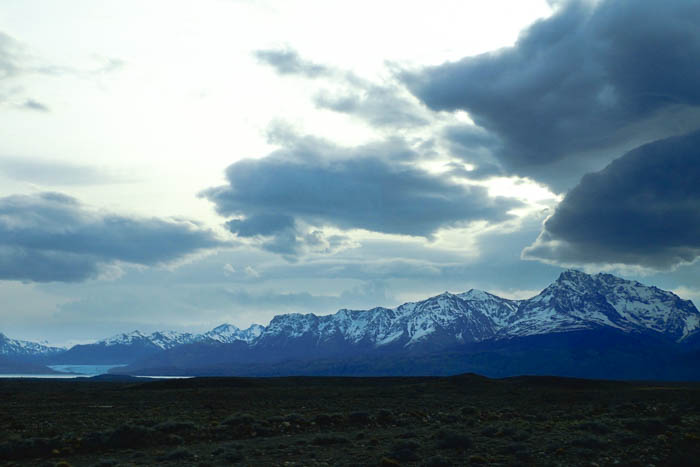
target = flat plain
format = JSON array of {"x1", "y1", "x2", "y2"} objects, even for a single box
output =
[{"x1": 1, "y1": 374, "x2": 699, "y2": 466}]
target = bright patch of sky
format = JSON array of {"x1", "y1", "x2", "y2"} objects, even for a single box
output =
[{"x1": 2, "y1": 0, "x2": 699, "y2": 345}]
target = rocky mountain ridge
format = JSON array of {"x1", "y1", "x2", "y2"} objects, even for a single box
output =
[
  {"x1": 0, "y1": 332, "x2": 65, "y2": 357},
  {"x1": 249, "y1": 270, "x2": 699, "y2": 351},
  {"x1": 2, "y1": 271, "x2": 699, "y2": 372}
]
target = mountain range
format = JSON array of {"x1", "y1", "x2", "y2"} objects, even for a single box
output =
[{"x1": 3, "y1": 270, "x2": 700, "y2": 380}]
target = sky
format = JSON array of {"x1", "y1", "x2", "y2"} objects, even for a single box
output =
[{"x1": 2, "y1": 0, "x2": 700, "y2": 346}]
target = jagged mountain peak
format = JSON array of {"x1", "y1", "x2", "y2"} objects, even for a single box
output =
[
  {"x1": 204, "y1": 323, "x2": 264, "y2": 343},
  {"x1": 553, "y1": 270, "x2": 649, "y2": 292},
  {"x1": 210, "y1": 323, "x2": 240, "y2": 333},
  {"x1": 99, "y1": 330, "x2": 197, "y2": 349},
  {"x1": 459, "y1": 288, "x2": 504, "y2": 301},
  {"x1": 557, "y1": 268, "x2": 590, "y2": 279},
  {"x1": 514, "y1": 271, "x2": 700, "y2": 341},
  {"x1": 101, "y1": 330, "x2": 148, "y2": 344},
  {"x1": 551, "y1": 269, "x2": 598, "y2": 290},
  {"x1": 251, "y1": 273, "x2": 699, "y2": 350},
  {"x1": 0, "y1": 332, "x2": 65, "y2": 356},
  {"x1": 5, "y1": 271, "x2": 700, "y2": 366}
]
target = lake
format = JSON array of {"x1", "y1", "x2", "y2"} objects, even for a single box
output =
[
  {"x1": 0, "y1": 364, "x2": 191, "y2": 379},
  {"x1": 49, "y1": 364, "x2": 128, "y2": 375},
  {"x1": 0, "y1": 364, "x2": 127, "y2": 379}
]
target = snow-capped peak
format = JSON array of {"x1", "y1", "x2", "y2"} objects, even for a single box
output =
[
  {"x1": 99, "y1": 330, "x2": 197, "y2": 349},
  {"x1": 509, "y1": 270, "x2": 700, "y2": 341},
  {"x1": 148, "y1": 331, "x2": 198, "y2": 349},
  {"x1": 458, "y1": 289, "x2": 504, "y2": 301},
  {"x1": 0, "y1": 332, "x2": 65, "y2": 356},
  {"x1": 5, "y1": 271, "x2": 697, "y2": 360},
  {"x1": 252, "y1": 271, "x2": 700, "y2": 348},
  {"x1": 100, "y1": 331, "x2": 149, "y2": 346},
  {"x1": 203, "y1": 323, "x2": 264, "y2": 343}
]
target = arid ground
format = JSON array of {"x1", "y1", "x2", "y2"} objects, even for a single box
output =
[{"x1": 1, "y1": 374, "x2": 699, "y2": 466}]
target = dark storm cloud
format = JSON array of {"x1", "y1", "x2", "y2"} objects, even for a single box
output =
[
  {"x1": 201, "y1": 134, "x2": 521, "y2": 256},
  {"x1": 442, "y1": 125, "x2": 504, "y2": 178},
  {"x1": 404, "y1": 0, "x2": 700, "y2": 188},
  {"x1": 313, "y1": 84, "x2": 429, "y2": 128},
  {"x1": 523, "y1": 130, "x2": 700, "y2": 269},
  {"x1": 226, "y1": 213, "x2": 295, "y2": 238},
  {"x1": 0, "y1": 192, "x2": 225, "y2": 282},
  {"x1": 255, "y1": 47, "x2": 429, "y2": 128}
]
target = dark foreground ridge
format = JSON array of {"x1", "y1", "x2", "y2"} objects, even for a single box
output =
[{"x1": 1, "y1": 374, "x2": 699, "y2": 466}]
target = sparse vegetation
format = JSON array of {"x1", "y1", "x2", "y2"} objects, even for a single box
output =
[
  {"x1": 311, "y1": 434, "x2": 350, "y2": 446},
  {"x1": 435, "y1": 430, "x2": 473, "y2": 450},
  {"x1": 389, "y1": 439, "x2": 421, "y2": 461},
  {"x1": 0, "y1": 375, "x2": 698, "y2": 465}
]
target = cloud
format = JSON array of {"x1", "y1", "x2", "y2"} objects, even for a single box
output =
[
  {"x1": 0, "y1": 156, "x2": 125, "y2": 186},
  {"x1": 21, "y1": 99, "x2": 49, "y2": 112},
  {"x1": 313, "y1": 83, "x2": 429, "y2": 128},
  {"x1": 0, "y1": 192, "x2": 225, "y2": 282},
  {"x1": 523, "y1": 130, "x2": 700, "y2": 269},
  {"x1": 201, "y1": 132, "x2": 521, "y2": 257},
  {"x1": 47, "y1": 275, "x2": 398, "y2": 340},
  {"x1": 441, "y1": 124, "x2": 505, "y2": 178},
  {"x1": 244, "y1": 265, "x2": 260, "y2": 278},
  {"x1": 223, "y1": 280, "x2": 395, "y2": 312},
  {"x1": 0, "y1": 30, "x2": 124, "y2": 111},
  {"x1": 255, "y1": 47, "x2": 429, "y2": 129},
  {"x1": 254, "y1": 48, "x2": 331, "y2": 78},
  {"x1": 404, "y1": 0, "x2": 700, "y2": 189},
  {"x1": 0, "y1": 31, "x2": 21, "y2": 79}
]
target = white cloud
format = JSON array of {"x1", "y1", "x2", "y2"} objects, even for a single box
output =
[{"x1": 244, "y1": 265, "x2": 260, "y2": 278}]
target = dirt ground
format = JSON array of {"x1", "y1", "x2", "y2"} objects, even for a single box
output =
[{"x1": 1, "y1": 374, "x2": 699, "y2": 466}]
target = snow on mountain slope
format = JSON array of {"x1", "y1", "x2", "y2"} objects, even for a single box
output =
[
  {"x1": 89, "y1": 324, "x2": 266, "y2": 351},
  {"x1": 99, "y1": 330, "x2": 197, "y2": 349},
  {"x1": 590, "y1": 272, "x2": 699, "y2": 339},
  {"x1": 203, "y1": 324, "x2": 265, "y2": 343},
  {"x1": 458, "y1": 289, "x2": 521, "y2": 329},
  {"x1": 254, "y1": 270, "x2": 700, "y2": 349},
  {"x1": 507, "y1": 270, "x2": 700, "y2": 341},
  {"x1": 149, "y1": 331, "x2": 199, "y2": 349},
  {"x1": 256, "y1": 290, "x2": 519, "y2": 349},
  {"x1": 9, "y1": 270, "x2": 699, "y2": 360},
  {"x1": 0, "y1": 333, "x2": 65, "y2": 356}
]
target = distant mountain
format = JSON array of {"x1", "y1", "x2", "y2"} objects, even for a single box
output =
[
  {"x1": 0, "y1": 333, "x2": 66, "y2": 374},
  {"x1": 5, "y1": 270, "x2": 699, "y2": 379},
  {"x1": 508, "y1": 270, "x2": 700, "y2": 341},
  {"x1": 101, "y1": 330, "x2": 198, "y2": 350},
  {"x1": 112, "y1": 270, "x2": 700, "y2": 380},
  {"x1": 0, "y1": 333, "x2": 64, "y2": 359},
  {"x1": 44, "y1": 325, "x2": 267, "y2": 365},
  {"x1": 202, "y1": 323, "x2": 265, "y2": 344},
  {"x1": 230, "y1": 270, "x2": 700, "y2": 353},
  {"x1": 48, "y1": 330, "x2": 199, "y2": 365},
  {"x1": 0, "y1": 355, "x2": 62, "y2": 375}
]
